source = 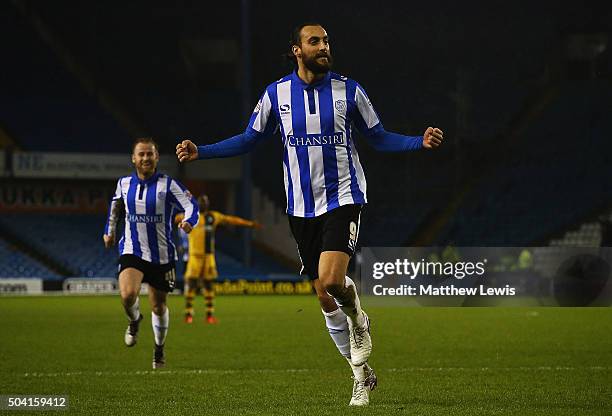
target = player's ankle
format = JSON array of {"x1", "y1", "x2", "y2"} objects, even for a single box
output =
[{"x1": 346, "y1": 357, "x2": 366, "y2": 381}]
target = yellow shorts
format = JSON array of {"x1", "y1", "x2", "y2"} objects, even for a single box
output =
[{"x1": 185, "y1": 255, "x2": 218, "y2": 280}]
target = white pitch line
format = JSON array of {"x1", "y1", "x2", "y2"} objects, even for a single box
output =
[
  {"x1": 22, "y1": 369, "x2": 311, "y2": 378},
  {"x1": 22, "y1": 366, "x2": 610, "y2": 378},
  {"x1": 386, "y1": 366, "x2": 610, "y2": 372}
]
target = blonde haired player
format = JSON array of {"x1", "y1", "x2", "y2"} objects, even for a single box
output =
[
  {"x1": 176, "y1": 194, "x2": 261, "y2": 323},
  {"x1": 104, "y1": 137, "x2": 199, "y2": 369}
]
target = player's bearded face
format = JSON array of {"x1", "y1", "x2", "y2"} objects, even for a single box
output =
[
  {"x1": 132, "y1": 142, "x2": 159, "y2": 177},
  {"x1": 302, "y1": 48, "x2": 333, "y2": 74},
  {"x1": 298, "y1": 26, "x2": 332, "y2": 74}
]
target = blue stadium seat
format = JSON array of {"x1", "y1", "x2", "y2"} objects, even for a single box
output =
[
  {"x1": 0, "y1": 213, "x2": 289, "y2": 279},
  {"x1": 436, "y1": 81, "x2": 612, "y2": 245},
  {"x1": 0, "y1": 238, "x2": 61, "y2": 279}
]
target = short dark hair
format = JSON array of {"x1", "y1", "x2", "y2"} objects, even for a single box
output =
[
  {"x1": 284, "y1": 22, "x2": 323, "y2": 67},
  {"x1": 132, "y1": 137, "x2": 159, "y2": 153}
]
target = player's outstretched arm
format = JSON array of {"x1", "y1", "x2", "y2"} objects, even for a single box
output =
[
  {"x1": 220, "y1": 214, "x2": 262, "y2": 229},
  {"x1": 360, "y1": 125, "x2": 444, "y2": 152},
  {"x1": 352, "y1": 81, "x2": 443, "y2": 152},
  {"x1": 422, "y1": 127, "x2": 444, "y2": 149},
  {"x1": 176, "y1": 90, "x2": 277, "y2": 163},
  {"x1": 176, "y1": 127, "x2": 271, "y2": 163}
]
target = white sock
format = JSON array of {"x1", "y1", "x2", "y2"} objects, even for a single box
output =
[
  {"x1": 338, "y1": 276, "x2": 365, "y2": 327},
  {"x1": 126, "y1": 297, "x2": 140, "y2": 321},
  {"x1": 152, "y1": 308, "x2": 169, "y2": 346},
  {"x1": 322, "y1": 308, "x2": 350, "y2": 358},
  {"x1": 346, "y1": 358, "x2": 366, "y2": 382}
]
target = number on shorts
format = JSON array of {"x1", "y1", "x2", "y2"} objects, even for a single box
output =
[{"x1": 348, "y1": 221, "x2": 357, "y2": 251}]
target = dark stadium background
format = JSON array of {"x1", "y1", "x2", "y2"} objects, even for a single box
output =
[
  {"x1": 1, "y1": 2, "x2": 612, "y2": 415},
  {"x1": 0, "y1": 0, "x2": 611, "y2": 285}
]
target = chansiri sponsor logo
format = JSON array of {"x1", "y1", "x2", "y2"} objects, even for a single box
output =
[
  {"x1": 287, "y1": 132, "x2": 344, "y2": 147},
  {"x1": 127, "y1": 214, "x2": 163, "y2": 223}
]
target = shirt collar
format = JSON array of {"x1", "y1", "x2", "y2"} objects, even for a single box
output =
[
  {"x1": 131, "y1": 170, "x2": 160, "y2": 185},
  {"x1": 291, "y1": 70, "x2": 331, "y2": 91}
]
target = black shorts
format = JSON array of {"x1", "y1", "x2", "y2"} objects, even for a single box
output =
[
  {"x1": 288, "y1": 204, "x2": 362, "y2": 280},
  {"x1": 118, "y1": 254, "x2": 176, "y2": 293}
]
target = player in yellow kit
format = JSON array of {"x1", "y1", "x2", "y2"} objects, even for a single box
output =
[{"x1": 177, "y1": 195, "x2": 261, "y2": 324}]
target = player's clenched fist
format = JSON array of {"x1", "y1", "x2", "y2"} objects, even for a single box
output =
[
  {"x1": 178, "y1": 221, "x2": 193, "y2": 233},
  {"x1": 176, "y1": 140, "x2": 198, "y2": 162},
  {"x1": 422, "y1": 127, "x2": 444, "y2": 149}
]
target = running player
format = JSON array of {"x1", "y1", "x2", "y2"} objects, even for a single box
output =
[
  {"x1": 175, "y1": 23, "x2": 443, "y2": 405},
  {"x1": 104, "y1": 137, "x2": 199, "y2": 369},
  {"x1": 177, "y1": 194, "x2": 261, "y2": 324}
]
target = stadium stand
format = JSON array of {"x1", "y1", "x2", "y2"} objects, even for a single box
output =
[
  {"x1": 435, "y1": 80, "x2": 612, "y2": 245},
  {"x1": 6, "y1": 1, "x2": 243, "y2": 152},
  {"x1": 0, "y1": 238, "x2": 61, "y2": 279},
  {"x1": 2, "y1": 2, "x2": 608, "y2": 282},
  {"x1": 0, "y1": 3, "x2": 131, "y2": 152},
  {"x1": 0, "y1": 213, "x2": 289, "y2": 279},
  {"x1": 0, "y1": 213, "x2": 117, "y2": 277},
  {"x1": 215, "y1": 230, "x2": 293, "y2": 277},
  {"x1": 549, "y1": 222, "x2": 603, "y2": 248},
  {"x1": 530, "y1": 210, "x2": 611, "y2": 281}
]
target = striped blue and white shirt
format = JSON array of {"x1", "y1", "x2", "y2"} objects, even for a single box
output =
[
  {"x1": 104, "y1": 171, "x2": 199, "y2": 264},
  {"x1": 197, "y1": 71, "x2": 423, "y2": 218}
]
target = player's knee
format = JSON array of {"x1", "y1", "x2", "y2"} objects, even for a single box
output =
[{"x1": 121, "y1": 289, "x2": 139, "y2": 305}]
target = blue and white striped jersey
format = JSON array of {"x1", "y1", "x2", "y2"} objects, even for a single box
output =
[
  {"x1": 104, "y1": 171, "x2": 199, "y2": 264},
  {"x1": 197, "y1": 71, "x2": 423, "y2": 218},
  {"x1": 251, "y1": 71, "x2": 384, "y2": 217}
]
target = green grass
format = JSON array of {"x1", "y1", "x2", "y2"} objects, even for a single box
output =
[{"x1": 0, "y1": 295, "x2": 611, "y2": 415}]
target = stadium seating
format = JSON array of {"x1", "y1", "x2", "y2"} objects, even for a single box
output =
[
  {"x1": 215, "y1": 230, "x2": 292, "y2": 277},
  {"x1": 549, "y1": 222, "x2": 603, "y2": 247},
  {"x1": 4, "y1": 1, "x2": 607, "y2": 257},
  {"x1": 435, "y1": 80, "x2": 612, "y2": 245},
  {"x1": 1, "y1": 1, "x2": 243, "y2": 154},
  {"x1": 0, "y1": 213, "x2": 118, "y2": 277},
  {"x1": 0, "y1": 213, "x2": 289, "y2": 280},
  {"x1": 0, "y1": 238, "x2": 61, "y2": 279},
  {"x1": 0, "y1": 3, "x2": 130, "y2": 152},
  {"x1": 531, "y1": 212, "x2": 610, "y2": 279}
]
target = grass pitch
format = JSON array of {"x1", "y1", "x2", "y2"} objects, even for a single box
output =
[{"x1": 0, "y1": 295, "x2": 611, "y2": 415}]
